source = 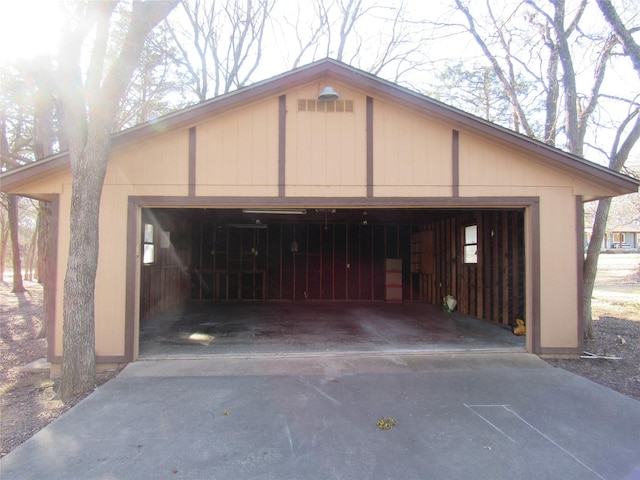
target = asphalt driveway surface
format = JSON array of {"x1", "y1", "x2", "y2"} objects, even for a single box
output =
[{"x1": 1, "y1": 353, "x2": 639, "y2": 480}]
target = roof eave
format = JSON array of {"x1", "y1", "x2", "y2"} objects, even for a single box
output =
[{"x1": 2, "y1": 58, "x2": 638, "y2": 196}]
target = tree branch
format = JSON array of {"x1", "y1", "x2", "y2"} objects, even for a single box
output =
[{"x1": 597, "y1": 0, "x2": 640, "y2": 76}]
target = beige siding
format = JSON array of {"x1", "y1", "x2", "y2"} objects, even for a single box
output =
[
  {"x1": 94, "y1": 186, "x2": 130, "y2": 356},
  {"x1": 373, "y1": 99, "x2": 452, "y2": 197},
  {"x1": 14, "y1": 78, "x2": 626, "y2": 361},
  {"x1": 285, "y1": 82, "x2": 367, "y2": 196},
  {"x1": 538, "y1": 188, "x2": 579, "y2": 349},
  {"x1": 52, "y1": 184, "x2": 130, "y2": 357},
  {"x1": 196, "y1": 99, "x2": 279, "y2": 196},
  {"x1": 52, "y1": 185, "x2": 71, "y2": 357},
  {"x1": 459, "y1": 131, "x2": 573, "y2": 189},
  {"x1": 458, "y1": 130, "x2": 623, "y2": 201},
  {"x1": 107, "y1": 130, "x2": 190, "y2": 195},
  {"x1": 8, "y1": 170, "x2": 70, "y2": 197}
]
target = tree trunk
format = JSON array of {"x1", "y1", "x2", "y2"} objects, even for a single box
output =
[
  {"x1": 37, "y1": 201, "x2": 52, "y2": 339},
  {"x1": 583, "y1": 198, "x2": 611, "y2": 339},
  {"x1": 59, "y1": 134, "x2": 110, "y2": 400},
  {"x1": 0, "y1": 204, "x2": 8, "y2": 281},
  {"x1": 57, "y1": 0, "x2": 178, "y2": 402},
  {"x1": 25, "y1": 224, "x2": 37, "y2": 281},
  {"x1": 7, "y1": 194, "x2": 25, "y2": 293}
]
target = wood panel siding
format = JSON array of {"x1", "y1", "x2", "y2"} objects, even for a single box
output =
[
  {"x1": 139, "y1": 210, "x2": 192, "y2": 321},
  {"x1": 195, "y1": 99, "x2": 279, "y2": 197},
  {"x1": 420, "y1": 210, "x2": 525, "y2": 326},
  {"x1": 373, "y1": 98, "x2": 452, "y2": 197},
  {"x1": 285, "y1": 83, "x2": 367, "y2": 197},
  {"x1": 189, "y1": 218, "x2": 419, "y2": 302},
  {"x1": 107, "y1": 130, "x2": 189, "y2": 193}
]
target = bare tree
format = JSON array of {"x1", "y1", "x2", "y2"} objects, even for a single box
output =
[
  {"x1": 169, "y1": 0, "x2": 275, "y2": 101},
  {"x1": 56, "y1": 0, "x2": 178, "y2": 401},
  {"x1": 433, "y1": 62, "x2": 531, "y2": 130},
  {"x1": 0, "y1": 198, "x2": 7, "y2": 280},
  {"x1": 117, "y1": 22, "x2": 190, "y2": 128},
  {"x1": 583, "y1": 0, "x2": 640, "y2": 336},
  {"x1": 282, "y1": 2, "x2": 330, "y2": 69},
  {"x1": 6, "y1": 196, "x2": 24, "y2": 293},
  {"x1": 450, "y1": 0, "x2": 640, "y2": 338},
  {"x1": 27, "y1": 56, "x2": 58, "y2": 337},
  {"x1": 597, "y1": 0, "x2": 640, "y2": 74},
  {"x1": 0, "y1": 104, "x2": 26, "y2": 292},
  {"x1": 275, "y1": 0, "x2": 435, "y2": 85}
]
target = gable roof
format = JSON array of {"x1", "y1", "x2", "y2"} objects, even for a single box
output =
[{"x1": 1, "y1": 58, "x2": 638, "y2": 196}]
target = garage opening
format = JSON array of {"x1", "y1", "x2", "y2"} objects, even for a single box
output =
[{"x1": 138, "y1": 207, "x2": 526, "y2": 356}]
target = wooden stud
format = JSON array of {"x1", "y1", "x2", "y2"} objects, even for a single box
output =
[
  {"x1": 501, "y1": 212, "x2": 510, "y2": 324},
  {"x1": 492, "y1": 211, "x2": 500, "y2": 324},
  {"x1": 511, "y1": 212, "x2": 520, "y2": 320},
  {"x1": 188, "y1": 127, "x2": 196, "y2": 197},
  {"x1": 476, "y1": 212, "x2": 483, "y2": 319}
]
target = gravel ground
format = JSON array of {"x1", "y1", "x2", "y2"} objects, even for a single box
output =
[
  {"x1": 1, "y1": 253, "x2": 639, "y2": 457},
  {"x1": 0, "y1": 279, "x2": 119, "y2": 458}
]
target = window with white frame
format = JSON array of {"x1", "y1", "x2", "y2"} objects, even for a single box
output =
[
  {"x1": 143, "y1": 223, "x2": 155, "y2": 264},
  {"x1": 464, "y1": 224, "x2": 478, "y2": 264}
]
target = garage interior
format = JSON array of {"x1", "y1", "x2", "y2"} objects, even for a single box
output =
[{"x1": 138, "y1": 207, "x2": 526, "y2": 356}]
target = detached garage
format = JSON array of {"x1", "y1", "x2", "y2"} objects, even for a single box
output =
[{"x1": 1, "y1": 59, "x2": 637, "y2": 368}]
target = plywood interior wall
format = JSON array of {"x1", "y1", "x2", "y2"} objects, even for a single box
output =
[
  {"x1": 419, "y1": 210, "x2": 525, "y2": 326},
  {"x1": 140, "y1": 210, "x2": 192, "y2": 321},
  {"x1": 190, "y1": 222, "x2": 419, "y2": 302}
]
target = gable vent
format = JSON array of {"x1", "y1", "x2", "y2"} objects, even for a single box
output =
[{"x1": 297, "y1": 99, "x2": 354, "y2": 113}]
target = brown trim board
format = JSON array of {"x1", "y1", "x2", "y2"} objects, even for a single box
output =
[
  {"x1": 124, "y1": 200, "x2": 138, "y2": 362},
  {"x1": 366, "y1": 96, "x2": 373, "y2": 197},
  {"x1": 46, "y1": 195, "x2": 59, "y2": 363},
  {"x1": 576, "y1": 197, "x2": 585, "y2": 354},
  {"x1": 188, "y1": 127, "x2": 196, "y2": 197},
  {"x1": 124, "y1": 195, "x2": 542, "y2": 359},
  {"x1": 279, "y1": 95, "x2": 286, "y2": 197},
  {"x1": 452, "y1": 130, "x2": 459, "y2": 197},
  {"x1": 126, "y1": 195, "x2": 540, "y2": 208},
  {"x1": 530, "y1": 200, "x2": 541, "y2": 354}
]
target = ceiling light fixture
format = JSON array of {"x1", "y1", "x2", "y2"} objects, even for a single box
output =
[
  {"x1": 227, "y1": 223, "x2": 268, "y2": 229},
  {"x1": 318, "y1": 86, "x2": 339, "y2": 101},
  {"x1": 242, "y1": 209, "x2": 307, "y2": 215}
]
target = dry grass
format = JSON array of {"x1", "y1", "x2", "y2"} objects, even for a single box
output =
[
  {"x1": 546, "y1": 253, "x2": 640, "y2": 401},
  {"x1": 591, "y1": 254, "x2": 640, "y2": 321}
]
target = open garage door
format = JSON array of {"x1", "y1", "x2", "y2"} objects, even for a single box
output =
[{"x1": 137, "y1": 207, "x2": 526, "y2": 356}]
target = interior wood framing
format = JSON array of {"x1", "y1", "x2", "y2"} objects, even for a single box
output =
[{"x1": 140, "y1": 207, "x2": 525, "y2": 329}]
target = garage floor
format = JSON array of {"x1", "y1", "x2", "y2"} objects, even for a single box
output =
[{"x1": 139, "y1": 302, "x2": 525, "y2": 357}]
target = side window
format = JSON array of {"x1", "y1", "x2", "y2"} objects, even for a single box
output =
[
  {"x1": 463, "y1": 224, "x2": 478, "y2": 264},
  {"x1": 143, "y1": 223, "x2": 155, "y2": 265}
]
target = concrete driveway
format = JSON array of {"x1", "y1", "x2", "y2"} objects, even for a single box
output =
[{"x1": 1, "y1": 353, "x2": 639, "y2": 480}]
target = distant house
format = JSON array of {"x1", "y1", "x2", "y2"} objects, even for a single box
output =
[
  {"x1": 607, "y1": 223, "x2": 640, "y2": 250},
  {"x1": 585, "y1": 223, "x2": 640, "y2": 251},
  {"x1": 1, "y1": 59, "x2": 638, "y2": 370}
]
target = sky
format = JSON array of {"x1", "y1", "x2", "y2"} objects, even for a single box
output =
[
  {"x1": 0, "y1": 1, "x2": 62, "y2": 61},
  {"x1": 0, "y1": 0, "x2": 637, "y2": 168}
]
